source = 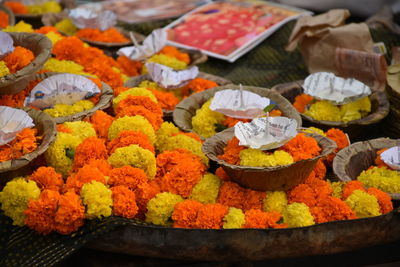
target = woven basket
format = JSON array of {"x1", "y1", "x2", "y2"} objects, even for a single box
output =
[
  {"x1": 333, "y1": 137, "x2": 400, "y2": 200},
  {"x1": 203, "y1": 128, "x2": 336, "y2": 191},
  {"x1": 0, "y1": 4, "x2": 15, "y2": 27},
  {"x1": 0, "y1": 32, "x2": 52, "y2": 95},
  {"x1": 124, "y1": 72, "x2": 231, "y2": 118},
  {"x1": 33, "y1": 72, "x2": 113, "y2": 124},
  {"x1": 0, "y1": 108, "x2": 56, "y2": 183},
  {"x1": 173, "y1": 84, "x2": 302, "y2": 139},
  {"x1": 272, "y1": 80, "x2": 390, "y2": 140}
]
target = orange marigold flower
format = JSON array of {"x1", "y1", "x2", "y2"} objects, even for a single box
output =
[
  {"x1": 116, "y1": 105, "x2": 163, "y2": 130},
  {"x1": 313, "y1": 159, "x2": 326, "y2": 180},
  {"x1": 55, "y1": 191, "x2": 85, "y2": 235},
  {"x1": 73, "y1": 137, "x2": 107, "y2": 170},
  {"x1": 325, "y1": 128, "x2": 349, "y2": 165},
  {"x1": 114, "y1": 86, "x2": 130, "y2": 96},
  {"x1": 172, "y1": 199, "x2": 203, "y2": 228},
  {"x1": 86, "y1": 110, "x2": 113, "y2": 139},
  {"x1": 111, "y1": 185, "x2": 139, "y2": 219},
  {"x1": 223, "y1": 117, "x2": 250, "y2": 128},
  {"x1": 84, "y1": 60, "x2": 123, "y2": 88},
  {"x1": 375, "y1": 148, "x2": 389, "y2": 168},
  {"x1": 305, "y1": 176, "x2": 333, "y2": 199},
  {"x1": 215, "y1": 167, "x2": 230, "y2": 181},
  {"x1": 0, "y1": 78, "x2": 41, "y2": 108},
  {"x1": 84, "y1": 159, "x2": 112, "y2": 176},
  {"x1": 24, "y1": 190, "x2": 60, "y2": 235},
  {"x1": 172, "y1": 132, "x2": 203, "y2": 143},
  {"x1": 4, "y1": 1, "x2": 27, "y2": 14},
  {"x1": 181, "y1": 78, "x2": 218, "y2": 96},
  {"x1": 243, "y1": 190, "x2": 266, "y2": 211},
  {"x1": 3, "y1": 46, "x2": 35, "y2": 73},
  {"x1": 107, "y1": 130, "x2": 155, "y2": 154},
  {"x1": 108, "y1": 166, "x2": 148, "y2": 190},
  {"x1": 148, "y1": 88, "x2": 180, "y2": 111},
  {"x1": 76, "y1": 28, "x2": 129, "y2": 43},
  {"x1": 0, "y1": 128, "x2": 38, "y2": 162},
  {"x1": 293, "y1": 93, "x2": 313, "y2": 113},
  {"x1": 116, "y1": 95, "x2": 163, "y2": 117},
  {"x1": 116, "y1": 56, "x2": 143, "y2": 77},
  {"x1": 194, "y1": 203, "x2": 228, "y2": 229},
  {"x1": 281, "y1": 133, "x2": 321, "y2": 162},
  {"x1": 217, "y1": 181, "x2": 244, "y2": 209},
  {"x1": 288, "y1": 184, "x2": 317, "y2": 207},
  {"x1": 135, "y1": 181, "x2": 160, "y2": 218},
  {"x1": 56, "y1": 124, "x2": 72, "y2": 133},
  {"x1": 53, "y1": 36, "x2": 85, "y2": 61},
  {"x1": 35, "y1": 26, "x2": 59, "y2": 34},
  {"x1": 159, "y1": 46, "x2": 190, "y2": 65},
  {"x1": 28, "y1": 166, "x2": 63, "y2": 192},
  {"x1": 0, "y1": 10, "x2": 9, "y2": 28},
  {"x1": 64, "y1": 165, "x2": 106, "y2": 194},
  {"x1": 244, "y1": 209, "x2": 283, "y2": 229},
  {"x1": 218, "y1": 137, "x2": 245, "y2": 165},
  {"x1": 367, "y1": 187, "x2": 393, "y2": 214},
  {"x1": 310, "y1": 196, "x2": 356, "y2": 224},
  {"x1": 342, "y1": 180, "x2": 366, "y2": 200}
]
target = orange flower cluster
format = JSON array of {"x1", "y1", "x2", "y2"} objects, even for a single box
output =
[
  {"x1": 73, "y1": 137, "x2": 108, "y2": 170},
  {"x1": 86, "y1": 110, "x2": 114, "y2": 139},
  {"x1": 0, "y1": 128, "x2": 38, "y2": 162},
  {"x1": 28, "y1": 166, "x2": 63, "y2": 192},
  {"x1": 107, "y1": 130, "x2": 155, "y2": 154},
  {"x1": 310, "y1": 196, "x2": 356, "y2": 224},
  {"x1": 281, "y1": 133, "x2": 321, "y2": 162},
  {"x1": 172, "y1": 200, "x2": 203, "y2": 228},
  {"x1": 76, "y1": 28, "x2": 129, "y2": 43},
  {"x1": 288, "y1": 176, "x2": 332, "y2": 207},
  {"x1": 367, "y1": 187, "x2": 393, "y2": 214},
  {"x1": 135, "y1": 181, "x2": 160, "y2": 218},
  {"x1": 108, "y1": 166, "x2": 148, "y2": 190},
  {"x1": 64, "y1": 164, "x2": 107, "y2": 194},
  {"x1": 325, "y1": 128, "x2": 350, "y2": 165},
  {"x1": 181, "y1": 78, "x2": 218, "y2": 96},
  {"x1": 3, "y1": 46, "x2": 35, "y2": 73},
  {"x1": 35, "y1": 26, "x2": 59, "y2": 34},
  {"x1": 0, "y1": 10, "x2": 9, "y2": 28},
  {"x1": 84, "y1": 159, "x2": 112, "y2": 176},
  {"x1": 113, "y1": 86, "x2": 129, "y2": 96},
  {"x1": 0, "y1": 78, "x2": 41, "y2": 108},
  {"x1": 244, "y1": 209, "x2": 285, "y2": 228},
  {"x1": 374, "y1": 148, "x2": 389, "y2": 168},
  {"x1": 56, "y1": 124, "x2": 72, "y2": 133},
  {"x1": 4, "y1": 1, "x2": 27, "y2": 14},
  {"x1": 116, "y1": 56, "x2": 143, "y2": 77},
  {"x1": 147, "y1": 88, "x2": 180, "y2": 111},
  {"x1": 293, "y1": 93, "x2": 313, "y2": 113},
  {"x1": 342, "y1": 180, "x2": 366, "y2": 200},
  {"x1": 218, "y1": 137, "x2": 245, "y2": 165},
  {"x1": 217, "y1": 181, "x2": 266, "y2": 211},
  {"x1": 159, "y1": 46, "x2": 190, "y2": 65},
  {"x1": 215, "y1": 167, "x2": 230, "y2": 181},
  {"x1": 111, "y1": 185, "x2": 139, "y2": 219},
  {"x1": 195, "y1": 203, "x2": 228, "y2": 229}
]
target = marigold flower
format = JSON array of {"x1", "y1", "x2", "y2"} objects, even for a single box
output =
[
  {"x1": 0, "y1": 10, "x2": 8, "y2": 28},
  {"x1": 283, "y1": 202, "x2": 315, "y2": 228},
  {"x1": 145, "y1": 192, "x2": 183, "y2": 226},
  {"x1": 190, "y1": 173, "x2": 221, "y2": 204},
  {"x1": 244, "y1": 209, "x2": 283, "y2": 229},
  {"x1": 0, "y1": 61, "x2": 10, "y2": 78},
  {"x1": 147, "y1": 88, "x2": 180, "y2": 111},
  {"x1": 172, "y1": 132, "x2": 203, "y2": 143},
  {"x1": 3, "y1": 20, "x2": 33, "y2": 32},
  {"x1": 345, "y1": 190, "x2": 381, "y2": 218},
  {"x1": 116, "y1": 95, "x2": 162, "y2": 118},
  {"x1": 215, "y1": 167, "x2": 230, "y2": 181},
  {"x1": 159, "y1": 46, "x2": 190, "y2": 64},
  {"x1": 340, "y1": 97, "x2": 371, "y2": 122},
  {"x1": 357, "y1": 166, "x2": 400, "y2": 193},
  {"x1": 367, "y1": 187, "x2": 393, "y2": 214},
  {"x1": 281, "y1": 133, "x2": 321, "y2": 162},
  {"x1": 28, "y1": 166, "x2": 63, "y2": 192},
  {"x1": 81, "y1": 181, "x2": 113, "y2": 219},
  {"x1": 62, "y1": 121, "x2": 97, "y2": 142},
  {"x1": 108, "y1": 166, "x2": 148, "y2": 190},
  {"x1": 86, "y1": 110, "x2": 114, "y2": 139},
  {"x1": 329, "y1": 181, "x2": 344, "y2": 198},
  {"x1": 325, "y1": 128, "x2": 350, "y2": 165},
  {"x1": 73, "y1": 137, "x2": 107, "y2": 170},
  {"x1": 303, "y1": 127, "x2": 326, "y2": 136},
  {"x1": 240, "y1": 149, "x2": 294, "y2": 167},
  {"x1": 54, "y1": 19, "x2": 78, "y2": 36},
  {"x1": 108, "y1": 115, "x2": 156, "y2": 145},
  {"x1": 3, "y1": 46, "x2": 34, "y2": 73},
  {"x1": 293, "y1": 93, "x2": 313, "y2": 113},
  {"x1": 107, "y1": 130, "x2": 155, "y2": 155},
  {"x1": 342, "y1": 180, "x2": 366, "y2": 200},
  {"x1": 4, "y1": 2, "x2": 28, "y2": 14},
  {"x1": 0, "y1": 78, "x2": 40, "y2": 107},
  {"x1": 27, "y1": 1, "x2": 61, "y2": 14},
  {"x1": 44, "y1": 100, "x2": 94, "y2": 118},
  {"x1": 135, "y1": 181, "x2": 160, "y2": 217},
  {"x1": 218, "y1": 137, "x2": 245, "y2": 165},
  {"x1": 116, "y1": 56, "x2": 143, "y2": 77},
  {"x1": 24, "y1": 190, "x2": 60, "y2": 235},
  {"x1": 172, "y1": 199, "x2": 203, "y2": 228},
  {"x1": 375, "y1": 148, "x2": 389, "y2": 168},
  {"x1": 192, "y1": 99, "x2": 225, "y2": 138},
  {"x1": 194, "y1": 203, "x2": 228, "y2": 229},
  {"x1": 113, "y1": 86, "x2": 129, "y2": 96},
  {"x1": 312, "y1": 159, "x2": 327, "y2": 179},
  {"x1": 113, "y1": 87, "x2": 158, "y2": 108},
  {"x1": 310, "y1": 196, "x2": 356, "y2": 224},
  {"x1": 0, "y1": 128, "x2": 38, "y2": 162},
  {"x1": 156, "y1": 149, "x2": 206, "y2": 178},
  {"x1": 55, "y1": 191, "x2": 85, "y2": 234},
  {"x1": 116, "y1": 105, "x2": 163, "y2": 131},
  {"x1": 84, "y1": 159, "x2": 112, "y2": 176},
  {"x1": 144, "y1": 54, "x2": 187, "y2": 73},
  {"x1": 76, "y1": 28, "x2": 128, "y2": 43},
  {"x1": 217, "y1": 181, "x2": 265, "y2": 211},
  {"x1": 288, "y1": 184, "x2": 317, "y2": 207},
  {"x1": 0, "y1": 178, "x2": 40, "y2": 226},
  {"x1": 155, "y1": 122, "x2": 180, "y2": 151},
  {"x1": 223, "y1": 207, "x2": 245, "y2": 229},
  {"x1": 43, "y1": 58, "x2": 91, "y2": 76},
  {"x1": 304, "y1": 101, "x2": 341, "y2": 121},
  {"x1": 64, "y1": 164, "x2": 107, "y2": 194},
  {"x1": 263, "y1": 191, "x2": 288, "y2": 213},
  {"x1": 181, "y1": 78, "x2": 218, "y2": 96},
  {"x1": 111, "y1": 186, "x2": 138, "y2": 219}
]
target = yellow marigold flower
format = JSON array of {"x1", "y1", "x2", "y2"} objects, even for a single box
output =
[
  {"x1": 44, "y1": 100, "x2": 94, "y2": 118},
  {"x1": 329, "y1": 181, "x2": 344, "y2": 199},
  {"x1": 3, "y1": 21, "x2": 34, "y2": 33},
  {"x1": 43, "y1": 58, "x2": 92, "y2": 76},
  {"x1": 45, "y1": 31, "x2": 63, "y2": 45},
  {"x1": 139, "y1": 80, "x2": 165, "y2": 91},
  {"x1": 143, "y1": 54, "x2": 187, "y2": 73},
  {"x1": 0, "y1": 61, "x2": 10, "y2": 78},
  {"x1": 304, "y1": 101, "x2": 341, "y2": 121},
  {"x1": 0, "y1": 178, "x2": 40, "y2": 226},
  {"x1": 45, "y1": 132, "x2": 81, "y2": 176},
  {"x1": 62, "y1": 121, "x2": 96, "y2": 142},
  {"x1": 340, "y1": 96, "x2": 371, "y2": 123},
  {"x1": 145, "y1": 192, "x2": 183, "y2": 226},
  {"x1": 108, "y1": 115, "x2": 156, "y2": 144},
  {"x1": 240, "y1": 149, "x2": 293, "y2": 167},
  {"x1": 190, "y1": 173, "x2": 221, "y2": 204},
  {"x1": 345, "y1": 190, "x2": 381, "y2": 218},
  {"x1": 192, "y1": 99, "x2": 225, "y2": 138},
  {"x1": 158, "y1": 134, "x2": 208, "y2": 165},
  {"x1": 223, "y1": 207, "x2": 245, "y2": 229},
  {"x1": 303, "y1": 127, "x2": 326, "y2": 136},
  {"x1": 108, "y1": 144, "x2": 156, "y2": 179},
  {"x1": 155, "y1": 122, "x2": 180, "y2": 151},
  {"x1": 357, "y1": 166, "x2": 400, "y2": 193},
  {"x1": 55, "y1": 19, "x2": 78, "y2": 36},
  {"x1": 81, "y1": 181, "x2": 113, "y2": 219},
  {"x1": 283, "y1": 203, "x2": 315, "y2": 228},
  {"x1": 113, "y1": 87, "x2": 157, "y2": 108},
  {"x1": 263, "y1": 191, "x2": 288, "y2": 213}
]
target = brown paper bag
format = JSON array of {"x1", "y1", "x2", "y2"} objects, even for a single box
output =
[{"x1": 286, "y1": 9, "x2": 374, "y2": 73}]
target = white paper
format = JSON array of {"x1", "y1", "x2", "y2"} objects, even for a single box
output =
[
  {"x1": 0, "y1": 32, "x2": 14, "y2": 60},
  {"x1": 117, "y1": 29, "x2": 167, "y2": 61},
  {"x1": 303, "y1": 72, "x2": 372, "y2": 105},
  {"x1": 69, "y1": 7, "x2": 117, "y2": 31},
  {"x1": 380, "y1": 146, "x2": 400, "y2": 170},
  {"x1": 210, "y1": 89, "x2": 271, "y2": 119},
  {"x1": 145, "y1": 62, "x2": 198, "y2": 89},
  {"x1": 0, "y1": 106, "x2": 34, "y2": 146},
  {"x1": 24, "y1": 74, "x2": 101, "y2": 109},
  {"x1": 234, "y1": 116, "x2": 298, "y2": 150}
]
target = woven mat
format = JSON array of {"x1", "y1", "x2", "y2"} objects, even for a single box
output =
[{"x1": 1, "y1": 21, "x2": 400, "y2": 267}]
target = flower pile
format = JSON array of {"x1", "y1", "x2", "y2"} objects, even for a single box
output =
[
  {"x1": 4, "y1": 1, "x2": 61, "y2": 15},
  {"x1": 0, "y1": 45, "x2": 35, "y2": 78},
  {"x1": 76, "y1": 28, "x2": 129, "y2": 43},
  {"x1": 0, "y1": 128, "x2": 39, "y2": 162}
]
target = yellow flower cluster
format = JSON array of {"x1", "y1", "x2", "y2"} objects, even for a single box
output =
[
  {"x1": 142, "y1": 54, "x2": 187, "y2": 73},
  {"x1": 113, "y1": 87, "x2": 158, "y2": 108},
  {"x1": 223, "y1": 207, "x2": 245, "y2": 229},
  {"x1": 303, "y1": 127, "x2": 326, "y2": 136},
  {"x1": 108, "y1": 115, "x2": 156, "y2": 144},
  {"x1": 155, "y1": 122, "x2": 179, "y2": 151},
  {"x1": 304, "y1": 97, "x2": 371, "y2": 123},
  {"x1": 44, "y1": 100, "x2": 94, "y2": 118},
  {"x1": 357, "y1": 166, "x2": 400, "y2": 193},
  {"x1": 239, "y1": 149, "x2": 294, "y2": 167},
  {"x1": 43, "y1": 58, "x2": 92, "y2": 76},
  {"x1": 111, "y1": 67, "x2": 129, "y2": 83},
  {"x1": 54, "y1": 19, "x2": 78, "y2": 36},
  {"x1": 3, "y1": 21, "x2": 34, "y2": 33},
  {"x1": 44, "y1": 31, "x2": 63, "y2": 45},
  {"x1": 45, "y1": 132, "x2": 81, "y2": 176},
  {"x1": 192, "y1": 99, "x2": 225, "y2": 138},
  {"x1": 138, "y1": 80, "x2": 165, "y2": 91},
  {"x1": 145, "y1": 192, "x2": 183, "y2": 226},
  {"x1": 81, "y1": 181, "x2": 113, "y2": 219},
  {"x1": 283, "y1": 203, "x2": 315, "y2": 228},
  {"x1": 329, "y1": 181, "x2": 344, "y2": 199},
  {"x1": 108, "y1": 144, "x2": 156, "y2": 179},
  {"x1": 27, "y1": 1, "x2": 62, "y2": 14},
  {"x1": 190, "y1": 173, "x2": 221, "y2": 204},
  {"x1": 0, "y1": 61, "x2": 10, "y2": 77},
  {"x1": 62, "y1": 121, "x2": 96, "y2": 141},
  {"x1": 345, "y1": 190, "x2": 381, "y2": 218},
  {"x1": 263, "y1": 191, "x2": 287, "y2": 213},
  {"x1": 0, "y1": 178, "x2": 40, "y2": 226}
]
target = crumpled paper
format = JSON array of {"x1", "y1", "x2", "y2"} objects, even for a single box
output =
[
  {"x1": 24, "y1": 73, "x2": 101, "y2": 109},
  {"x1": 69, "y1": 7, "x2": 117, "y2": 31},
  {"x1": 0, "y1": 106, "x2": 34, "y2": 146},
  {"x1": 210, "y1": 89, "x2": 271, "y2": 119},
  {"x1": 117, "y1": 29, "x2": 167, "y2": 61},
  {"x1": 146, "y1": 62, "x2": 198, "y2": 89},
  {"x1": 234, "y1": 116, "x2": 298, "y2": 150},
  {"x1": 380, "y1": 146, "x2": 400, "y2": 171},
  {"x1": 303, "y1": 72, "x2": 371, "y2": 105},
  {"x1": 0, "y1": 32, "x2": 14, "y2": 60}
]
